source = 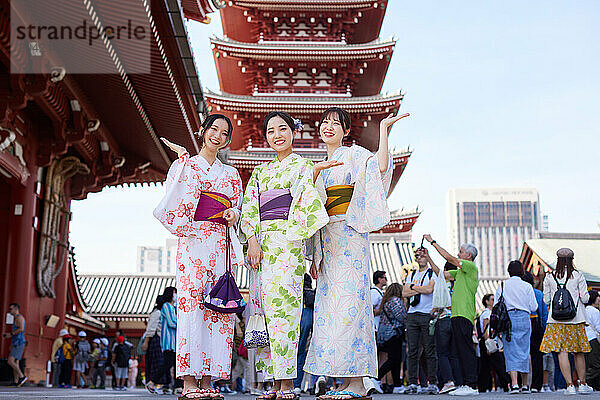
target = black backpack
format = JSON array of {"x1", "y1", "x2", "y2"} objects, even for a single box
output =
[
  {"x1": 490, "y1": 282, "x2": 511, "y2": 342},
  {"x1": 115, "y1": 343, "x2": 131, "y2": 368},
  {"x1": 551, "y1": 273, "x2": 577, "y2": 321}
]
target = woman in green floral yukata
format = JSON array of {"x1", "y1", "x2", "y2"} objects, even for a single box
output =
[{"x1": 240, "y1": 111, "x2": 339, "y2": 400}]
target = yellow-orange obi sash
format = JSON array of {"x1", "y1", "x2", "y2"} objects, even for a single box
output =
[{"x1": 325, "y1": 185, "x2": 354, "y2": 216}]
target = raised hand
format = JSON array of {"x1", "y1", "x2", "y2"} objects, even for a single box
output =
[
  {"x1": 380, "y1": 112, "x2": 410, "y2": 134},
  {"x1": 313, "y1": 160, "x2": 344, "y2": 182},
  {"x1": 160, "y1": 137, "x2": 187, "y2": 157}
]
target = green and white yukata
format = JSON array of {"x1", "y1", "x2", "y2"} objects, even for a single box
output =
[{"x1": 240, "y1": 153, "x2": 329, "y2": 380}]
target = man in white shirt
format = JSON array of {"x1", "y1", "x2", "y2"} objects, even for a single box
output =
[
  {"x1": 402, "y1": 248, "x2": 437, "y2": 395},
  {"x1": 494, "y1": 261, "x2": 537, "y2": 394}
]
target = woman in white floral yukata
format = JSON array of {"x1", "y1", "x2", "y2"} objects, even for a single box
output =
[
  {"x1": 304, "y1": 107, "x2": 409, "y2": 400},
  {"x1": 240, "y1": 111, "x2": 338, "y2": 400},
  {"x1": 153, "y1": 114, "x2": 243, "y2": 400}
]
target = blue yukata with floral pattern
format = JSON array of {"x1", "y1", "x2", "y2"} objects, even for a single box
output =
[{"x1": 304, "y1": 145, "x2": 393, "y2": 378}]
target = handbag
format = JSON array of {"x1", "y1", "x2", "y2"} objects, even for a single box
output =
[
  {"x1": 243, "y1": 269, "x2": 269, "y2": 349},
  {"x1": 237, "y1": 342, "x2": 248, "y2": 358},
  {"x1": 244, "y1": 314, "x2": 269, "y2": 349},
  {"x1": 199, "y1": 192, "x2": 246, "y2": 314},
  {"x1": 484, "y1": 338, "x2": 499, "y2": 354}
]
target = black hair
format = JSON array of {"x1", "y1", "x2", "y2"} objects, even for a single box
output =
[
  {"x1": 482, "y1": 293, "x2": 494, "y2": 307},
  {"x1": 153, "y1": 295, "x2": 163, "y2": 311},
  {"x1": 198, "y1": 114, "x2": 233, "y2": 147},
  {"x1": 556, "y1": 257, "x2": 575, "y2": 280},
  {"x1": 508, "y1": 260, "x2": 524, "y2": 277},
  {"x1": 9, "y1": 303, "x2": 19, "y2": 310},
  {"x1": 162, "y1": 286, "x2": 177, "y2": 304},
  {"x1": 587, "y1": 290, "x2": 599, "y2": 307},
  {"x1": 373, "y1": 270, "x2": 386, "y2": 285},
  {"x1": 521, "y1": 271, "x2": 534, "y2": 286},
  {"x1": 444, "y1": 262, "x2": 457, "y2": 271},
  {"x1": 262, "y1": 111, "x2": 296, "y2": 140},
  {"x1": 319, "y1": 107, "x2": 351, "y2": 134}
]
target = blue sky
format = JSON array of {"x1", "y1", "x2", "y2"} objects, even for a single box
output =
[{"x1": 70, "y1": 1, "x2": 600, "y2": 274}]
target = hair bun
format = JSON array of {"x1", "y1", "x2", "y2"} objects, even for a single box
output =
[{"x1": 293, "y1": 118, "x2": 304, "y2": 132}]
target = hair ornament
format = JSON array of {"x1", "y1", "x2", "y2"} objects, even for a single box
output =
[{"x1": 293, "y1": 118, "x2": 304, "y2": 132}]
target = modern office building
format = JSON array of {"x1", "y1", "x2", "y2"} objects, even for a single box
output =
[
  {"x1": 137, "y1": 239, "x2": 178, "y2": 274},
  {"x1": 447, "y1": 188, "x2": 541, "y2": 278}
]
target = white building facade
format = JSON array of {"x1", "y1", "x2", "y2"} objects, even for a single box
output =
[
  {"x1": 137, "y1": 238, "x2": 178, "y2": 274},
  {"x1": 447, "y1": 188, "x2": 541, "y2": 279}
]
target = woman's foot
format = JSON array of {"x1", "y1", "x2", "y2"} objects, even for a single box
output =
[
  {"x1": 256, "y1": 390, "x2": 277, "y2": 400},
  {"x1": 275, "y1": 389, "x2": 299, "y2": 400}
]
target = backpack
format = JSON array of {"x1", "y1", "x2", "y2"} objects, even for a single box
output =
[
  {"x1": 551, "y1": 273, "x2": 577, "y2": 321},
  {"x1": 55, "y1": 346, "x2": 66, "y2": 363},
  {"x1": 75, "y1": 341, "x2": 90, "y2": 363},
  {"x1": 115, "y1": 343, "x2": 131, "y2": 368},
  {"x1": 489, "y1": 282, "x2": 511, "y2": 342}
]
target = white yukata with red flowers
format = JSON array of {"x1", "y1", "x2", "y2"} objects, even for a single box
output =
[{"x1": 153, "y1": 152, "x2": 243, "y2": 379}]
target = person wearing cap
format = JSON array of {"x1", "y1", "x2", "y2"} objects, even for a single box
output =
[
  {"x1": 92, "y1": 338, "x2": 109, "y2": 389},
  {"x1": 73, "y1": 331, "x2": 91, "y2": 388},
  {"x1": 112, "y1": 335, "x2": 131, "y2": 390},
  {"x1": 88, "y1": 338, "x2": 101, "y2": 388},
  {"x1": 59, "y1": 335, "x2": 74, "y2": 388},
  {"x1": 51, "y1": 329, "x2": 70, "y2": 388},
  {"x1": 540, "y1": 248, "x2": 592, "y2": 395}
]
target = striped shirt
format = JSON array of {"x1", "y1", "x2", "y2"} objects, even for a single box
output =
[{"x1": 160, "y1": 302, "x2": 177, "y2": 352}]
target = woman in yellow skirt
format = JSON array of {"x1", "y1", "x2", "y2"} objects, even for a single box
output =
[{"x1": 540, "y1": 248, "x2": 592, "y2": 395}]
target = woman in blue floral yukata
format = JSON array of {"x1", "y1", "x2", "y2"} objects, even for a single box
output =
[{"x1": 304, "y1": 107, "x2": 409, "y2": 400}]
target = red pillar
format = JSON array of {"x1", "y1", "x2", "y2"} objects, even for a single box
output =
[{"x1": 1, "y1": 169, "x2": 38, "y2": 357}]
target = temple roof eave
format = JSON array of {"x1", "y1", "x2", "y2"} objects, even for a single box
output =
[
  {"x1": 211, "y1": 36, "x2": 396, "y2": 55},
  {"x1": 205, "y1": 89, "x2": 403, "y2": 108},
  {"x1": 229, "y1": 0, "x2": 384, "y2": 11}
]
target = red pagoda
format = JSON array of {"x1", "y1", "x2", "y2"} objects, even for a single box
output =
[{"x1": 206, "y1": 0, "x2": 419, "y2": 233}]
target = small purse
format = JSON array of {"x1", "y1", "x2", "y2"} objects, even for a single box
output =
[
  {"x1": 244, "y1": 314, "x2": 269, "y2": 349},
  {"x1": 243, "y1": 269, "x2": 269, "y2": 349}
]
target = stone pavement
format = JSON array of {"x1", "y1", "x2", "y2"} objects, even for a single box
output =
[{"x1": 0, "y1": 387, "x2": 599, "y2": 400}]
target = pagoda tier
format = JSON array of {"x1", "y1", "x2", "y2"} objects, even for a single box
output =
[
  {"x1": 205, "y1": 89, "x2": 403, "y2": 151},
  {"x1": 211, "y1": 36, "x2": 394, "y2": 96},
  {"x1": 373, "y1": 209, "x2": 421, "y2": 234},
  {"x1": 220, "y1": 0, "x2": 389, "y2": 44},
  {"x1": 224, "y1": 147, "x2": 411, "y2": 195}
]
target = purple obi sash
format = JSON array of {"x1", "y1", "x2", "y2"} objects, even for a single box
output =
[
  {"x1": 194, "y1": 191, "x2": 231, "y2": 225},
  {"x1": 259, "y1": 189, "x2": 292, "y2": 221}
]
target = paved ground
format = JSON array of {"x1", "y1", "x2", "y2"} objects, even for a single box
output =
[{"x1": 0, "y1": 387, "x2": 599, "y2": 399}]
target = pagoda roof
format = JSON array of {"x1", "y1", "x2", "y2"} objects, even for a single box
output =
[
  {"x1": 228, "y1": 0, "x2": 385, "y2": 10},
  {"x1": 181, "y1": 0, "x2": 226, "y2": 22},
  {"x1": 211, "y1": 36, "x2": 395, "y2": 60},
  {"x1": 221, "y1": 1, "x2": 388, "y2": 44},
  {"x1": 226, "y1": 147, "x2": 410, "y2": 165},
  {"x1": 374, "y1": 208, "x2": 421, "y2": 234},
  {"x1": 205, "y1": 89, "x2": 403, "y2": 112},
  {"x1": 225, "y1": 147, "x2": 410, "y2": 195}
]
